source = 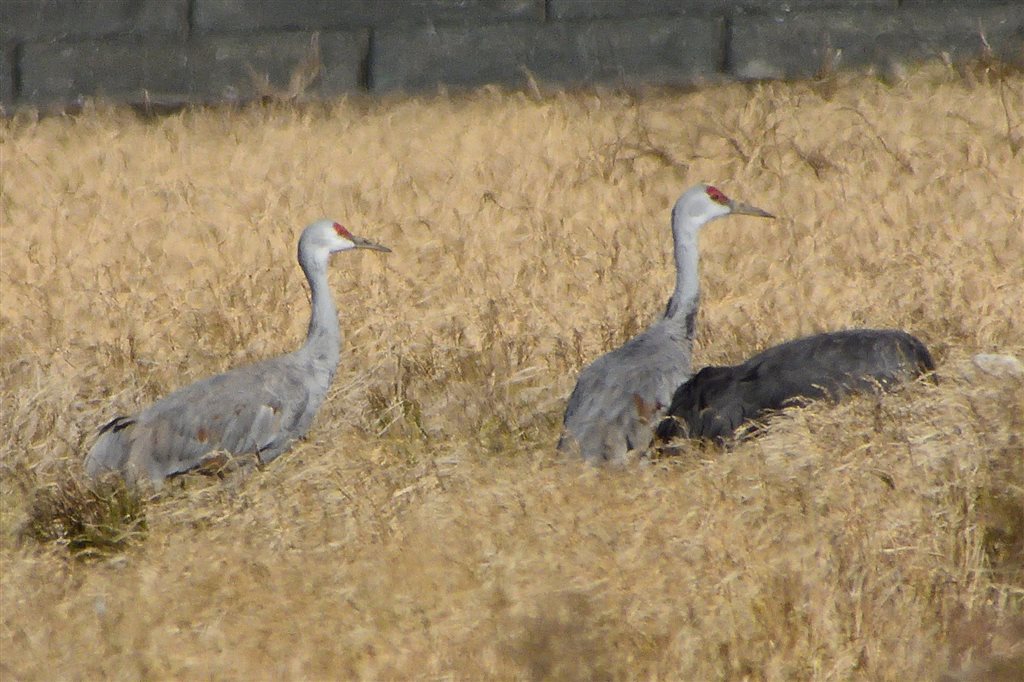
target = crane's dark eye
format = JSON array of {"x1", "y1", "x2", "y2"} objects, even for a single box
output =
[
  {"x1": 706, "y1": 186, "x2": 729, "y2": 205},
  {"x1": 333, "y1": 222, "x2": 353, "y2": 239}
]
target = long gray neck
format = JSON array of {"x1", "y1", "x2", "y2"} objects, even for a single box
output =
[
  {"x1": 663, "y1": 206, "x2": 700, "y2": 340},
  {"x1": 297, "y1": 247, "x2": 341, "y2": 378}
]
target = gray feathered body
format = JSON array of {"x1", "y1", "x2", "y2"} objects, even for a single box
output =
[
  {"x1": 557, "y1": 185, "x2": 737, "y2": 463},
  {"x1": 654, "y1": 328, "x2": 935, "y2": 444},
  {"x1": 83, "y1": 220, "x2": 374, "y2": 486},
  {"x1": 84, "y1": 344, "x2": 338, "y2": 483},
  {"x1": 559, "y1": 317, "x2": 693, "y2": 463}
]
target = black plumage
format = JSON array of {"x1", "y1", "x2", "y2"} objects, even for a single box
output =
[{"x1": 653, "y1": 329, "x2": 935, "y2": 445}]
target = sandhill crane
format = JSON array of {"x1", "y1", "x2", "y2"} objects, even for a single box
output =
[
  {"x1": 653, "y1": 328, "x2": 935, "y2": 446},
  {"x1": 84, "y1": 219, "x2": 390, "y2": 485},
  {"x1": 558, "y1": 184, "x2": 775, "y2": 463}
]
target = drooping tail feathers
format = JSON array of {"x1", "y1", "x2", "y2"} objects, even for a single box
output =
[{"x1": 84, "y1": 416, "x2": 135, "y2": 478}]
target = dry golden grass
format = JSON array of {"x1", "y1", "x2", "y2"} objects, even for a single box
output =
[{"x1": 2, "y1": 62, "x2": 1023, "y2": 680}]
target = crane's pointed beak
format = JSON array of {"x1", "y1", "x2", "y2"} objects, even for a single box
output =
[
  {"x1": 351, "y1": 235, "x2": 392, "y2": 253},
  {"x1": 729, "y1": 200, "x2": 775, "y2": 219}
]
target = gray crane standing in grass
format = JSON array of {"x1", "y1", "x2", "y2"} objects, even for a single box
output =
[
  {"x1": 85, "y1": 219, "x2": 390, "y2": 486},
  {"x1": 558, "y1": 184, "x2": 775, "y2": 463},
  {"x1": 653, "y1": 329, "x2": 935, "y2": 446}
]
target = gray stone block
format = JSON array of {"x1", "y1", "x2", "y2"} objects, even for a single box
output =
[
  {"x1": 1, "y1": 0, "x2": 187, "y2": 41},
  {"x1": 189, "y1": 31, "x2": 369, "y2": 100},
  {"x1": 19, "y1": 40, "x2": 191, "y2": 106},
  {"x1": 318, "y1": 31, "x2": 372, "y2": 95},
  {"x1": 1, "y1": 43, "x2": 13, "y2": 110},
  {"x1": 193, "y1": 0, "x2": 543, "y2": 32},
  {"x1": 549, "y1": 0, "x2": 896, "y2": 21},
  {"x1": 18, "y1": 31, "x2": 368, "y2": 107},
  {"x1": 730, "y1": 5, "x2": 1024, "y2": 80},
  {"x1": 899, "y1": 0, "x2": 1019, "y2": 5},
  {"x1": 372, "y1": 16, "x2": 724, "y2": 92}
]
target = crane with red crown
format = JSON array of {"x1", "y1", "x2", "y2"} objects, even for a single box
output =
[{"x1": 558, "y1": 184, "x2": 775, "y2": 463}]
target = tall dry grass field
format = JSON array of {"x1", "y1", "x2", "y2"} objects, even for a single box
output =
[{"x1": 2, "y1": 63, "x2": 1023, "y2": 680}]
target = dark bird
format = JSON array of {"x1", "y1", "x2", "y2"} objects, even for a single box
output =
[{"x1": 653, "y1": 329, "x2": 935, "y2": 445}]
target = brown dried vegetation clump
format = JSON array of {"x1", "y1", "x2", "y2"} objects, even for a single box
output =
[
  {"x1": 2, "y1": 62, "x2": 1023, "y2": 679},
  {"x1": 17, "y1": 473, "x2": 147, "y2": 558}
]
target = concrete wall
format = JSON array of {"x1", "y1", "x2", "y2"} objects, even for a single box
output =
[{"x1": 2, "y1": 0, "x2": 1022, "y2": 112}]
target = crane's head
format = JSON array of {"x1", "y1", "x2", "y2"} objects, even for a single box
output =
[
  {"x1": 301, "y1": 219, "x2": 391, "y2": 257},
  {"x1": 673, "y1": 184, "x2": 775, "y2": 232}
]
